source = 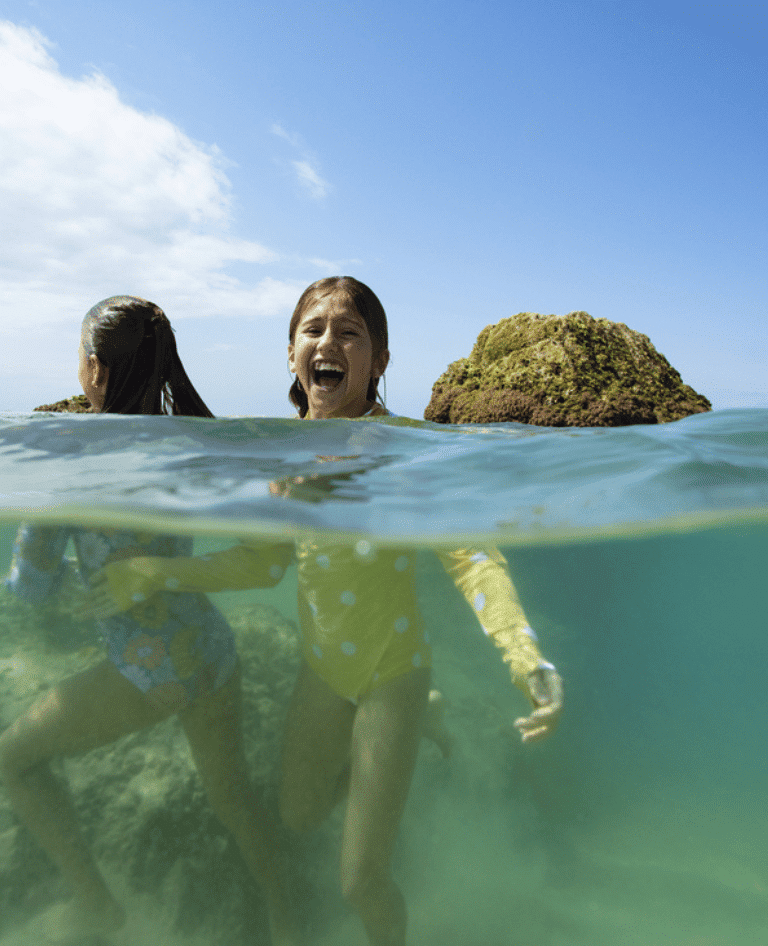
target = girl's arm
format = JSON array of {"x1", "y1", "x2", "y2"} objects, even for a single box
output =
[
  {"x1": 437, "y1": 546, "x2": 563, "y2": 742},
  {"x1": 4, "y1": 525, "x2": 70, "y2": 604},
  {"x1": 84, "y1": 541, "x2": 294, "y2": 617}
]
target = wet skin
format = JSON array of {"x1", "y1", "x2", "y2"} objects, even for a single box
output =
[{"x1": 288, "y1": 298, "x2": 389, "y2": 419}]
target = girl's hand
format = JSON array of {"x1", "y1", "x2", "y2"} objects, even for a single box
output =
[
  {"x1": 514, "y1": 664, "x2": 563, "y2": 744},
  {"x1": 72, "y1": 570, "x2": 125, "y2": 621}
]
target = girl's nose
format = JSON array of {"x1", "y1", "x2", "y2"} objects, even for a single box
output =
[{"x1": 318, "y1": 325, "x2": 338, "y2": 348}]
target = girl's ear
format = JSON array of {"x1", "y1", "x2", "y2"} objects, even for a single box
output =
[
  {"x1": 372, "y1": 348, "x2": 390, "y2": 379},
  {"x1": 89, "y1": 354, "x2": 109, "y2": 392},
  {"x1": 287, "y1": 343, "x2": 295, "y2": 373}
]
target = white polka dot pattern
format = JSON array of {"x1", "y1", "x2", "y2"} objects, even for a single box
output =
[
  {"x1": 340, "y1": 590, "x2": 356, "y2": 606},
  {"x1": 165, "y1": 577, "x2": 180, "y2": 590},
  {"x1": 474, "y1": 592, "x2": 486, "y2": 611},
  {"x1": 394, "y1": 616, "x2": 409, "y2": 633},
  {"x1": 269, "y1": 564, "x2": 284, "y2": 580},
  {"x1": 341, "y1": 641, "x2": 357, "y2": 656},
  {"x1": 394, "y1": 555, "x2": 409, "y2": 572}
]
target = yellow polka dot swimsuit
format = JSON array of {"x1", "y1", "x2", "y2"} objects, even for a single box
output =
[
  {"x1": 101, "y1": 538, "x2": 547, "y2": 703},
  {"x1": 296, "y1": 540, "x2": 429, "y2": 700},
  {"x1": 99, "y1": 405, "x2": 549, "y2": 703}
]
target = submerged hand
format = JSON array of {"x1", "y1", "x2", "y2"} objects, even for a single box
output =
[
  {"x1": 514, "y1": 664, "x2": 563, "y2": 744},
  {"x1": 72, "y1": 571, "x2": 125, "y2": 621}
]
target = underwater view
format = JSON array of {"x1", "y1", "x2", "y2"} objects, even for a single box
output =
[{"x1": 0, "y1": 409, "x2": 766, "y2": 946}]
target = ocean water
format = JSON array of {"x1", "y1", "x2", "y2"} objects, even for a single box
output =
[{"x1": 0, "y1": 409, "x2": 766, "y2": 946}]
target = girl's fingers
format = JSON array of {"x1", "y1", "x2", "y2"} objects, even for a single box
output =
[
  {"x1": 72, "y1": 589, "x2": 117, "y2": 620},
  {"x1": 514, "y1": 702, "x2": 560, "y2": 742}
]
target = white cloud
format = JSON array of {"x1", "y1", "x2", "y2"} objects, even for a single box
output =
[
  {"x1": 270, "y1": 122, "x2": 300, "y2": 148},
  {"x1": 0, "y1": 20, "x2": 295, "y2": 332},
  {"x1": 292, "y1": 159, "x2": 330, "y2": 200},
  {"x1": 270, "y1": 121, "x2": 330, "y2": 200},
  {"x1": 308, "y1": 257, "x2": 364, "y2": 272}
]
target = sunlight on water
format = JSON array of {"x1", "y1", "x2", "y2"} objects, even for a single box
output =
[{"x1": 0, "y1": 411, "x2": 766, "y2": 945}]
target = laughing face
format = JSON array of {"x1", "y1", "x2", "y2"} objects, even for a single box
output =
[{"x1": 288, "y1": 295, "x2": 389, "y2": 419}]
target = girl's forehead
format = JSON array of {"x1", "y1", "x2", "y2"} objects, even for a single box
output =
[{"x1": 299, "y1": 296, "x2": 365, "y2": 326}]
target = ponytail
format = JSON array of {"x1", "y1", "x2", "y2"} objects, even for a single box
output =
[{"x1": 82, "y1": 296, "x2": 213, "y2": 418}]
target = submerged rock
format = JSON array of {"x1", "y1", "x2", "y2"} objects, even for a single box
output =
[
  {"x1": 0, "y1": 583, "x2": 545, "y2": 944},
  {"x1": 0, "y1": 597, "x2": 328, "y2": 944},
  {"x1": 424, "y1": 311, "x2": 711, "y2": 426},
  {"x1": 33, "y1": 395, "x2": 92, "y2": 413}
]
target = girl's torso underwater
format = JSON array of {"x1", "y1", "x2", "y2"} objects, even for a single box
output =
[{"x1": 6, "y1": 525, "x2": 237, "y2": 708}]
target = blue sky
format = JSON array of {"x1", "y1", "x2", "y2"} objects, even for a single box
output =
[{"x1": 1, "y1": 0, "x2": 765, "y2": 418}]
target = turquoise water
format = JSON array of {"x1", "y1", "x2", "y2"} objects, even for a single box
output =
[{"x1": 0, "y1": 409, "x2": 766, "y2": 945}]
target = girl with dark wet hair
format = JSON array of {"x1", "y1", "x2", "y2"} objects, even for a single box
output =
[
  {"x1": 287, "y1": 277, "x2": 388, "y2": 419},
  {"x1": 85, "y1": 280, "x2": 562, "y2": 946},
  {"x1": 79, "y1": 295, "x2": 214, "y2": 416},
  {"x1": 1, "y1": 297, "x2": 301, "y2": 946}
]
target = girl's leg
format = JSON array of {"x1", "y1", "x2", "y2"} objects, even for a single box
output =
[
  {"x1": 340, "y1": 667, "x2": 431, "y2": 946},
  {"x1": 279, "y1": 660, "x2": 356, "y2": 834},
  {"x1": 0, "y1": 659, "x2": 173, "y2": 941},
  {"x1": 179, "y1": 666, "x2": 303, "y2": 946}
]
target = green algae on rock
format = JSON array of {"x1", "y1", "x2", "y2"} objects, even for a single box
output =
[
  {"x1": 0, "y1": 595, "x2": 317, "y2": 945},
  {"x1": 424, "y1": 311, "x2": 711, "y2": 426},
  {"x1": 33, "y1": 394, "x2": 92, "y2": 413}
]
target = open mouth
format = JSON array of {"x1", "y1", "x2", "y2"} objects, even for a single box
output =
[{"x1": 312, "y1": 363, "x2": 345, "y2": 391}]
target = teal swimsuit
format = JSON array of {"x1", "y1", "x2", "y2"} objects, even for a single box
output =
[{"x1": 5, "y1": 525, "x2": 237, "y2": 709}]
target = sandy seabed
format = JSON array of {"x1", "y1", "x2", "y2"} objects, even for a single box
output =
[{"x1": 1, "y1": 585, "x2": 766, "y2": 946}]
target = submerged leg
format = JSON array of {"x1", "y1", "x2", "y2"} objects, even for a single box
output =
[
  {"x1": 0, "y1": 659, "x2": 172, "y2": 942},
  {"x1": 341, "y1": 667, "x2": 431, "y2": 946},
  {"x1": 180, "y1": 666, "x2": 304, "y2": 946},
  {"x1": 279, "y1": 660, "x2": 356, "y2": 834}
]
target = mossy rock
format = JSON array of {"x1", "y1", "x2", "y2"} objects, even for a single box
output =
[
  {"x1": 424, "y1": 311, "x2": 711, "y2": 426},
  {"x1": 33, "y1": 394, "x2": 92, "y2": 413}
]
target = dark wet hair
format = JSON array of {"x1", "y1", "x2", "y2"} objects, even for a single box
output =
[
  {"x1": 288, "y1": 277, "x2": 389, "y2": 418},
  {"x1": 81, "y1": 296, "x2": 213, "y2": 417}
]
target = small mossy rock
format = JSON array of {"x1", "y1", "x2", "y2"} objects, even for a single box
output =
[
  {"x1": 424, "y1": 311, "x2": 711, "y2": 426},
  {"x1": 33, "y1": 395, "x2": 92, "y2": 413}
]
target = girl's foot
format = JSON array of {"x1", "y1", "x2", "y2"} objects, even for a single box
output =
[
  {"x1": 33, "y1": 895, "x2": 126, "y2": 944},
  {"x1": 423, "y1": 689, "x2": 455, "y2": 758}
]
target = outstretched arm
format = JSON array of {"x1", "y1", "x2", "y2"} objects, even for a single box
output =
[
  {"x1": 80, "y1": 540, "x2": 295, "y2": 620},
  {"x1": 4, "y1": 525, "x2": 69, "y2": 604},
  {"x1": 437, "y1": 547, "x2": 563, "y2": 743}
]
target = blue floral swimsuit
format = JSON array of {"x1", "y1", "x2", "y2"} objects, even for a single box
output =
[{"x1": 5, "y1": 525, "x2": 237, "y2": 710}]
